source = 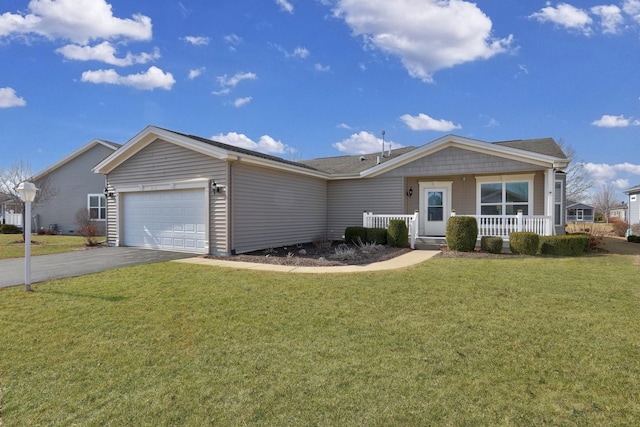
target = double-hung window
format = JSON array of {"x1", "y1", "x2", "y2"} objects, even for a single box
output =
[
  {"x1": 88, "y1": 194, "x2": 106, "y2": 220},
  {"x1": 554, "y1": 180, "x2": 563, "y2": 225},
  {"x1": 478, "y1": 175, "x2": 533, "y2": 216}
]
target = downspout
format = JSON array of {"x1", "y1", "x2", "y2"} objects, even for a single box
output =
[{"x1": 227, "y1": 159, "x2": 235, "y2": 255}]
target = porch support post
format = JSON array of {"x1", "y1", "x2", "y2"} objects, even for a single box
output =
[{"x1": 544, "y1": 168, "x2": 555, "y2": 236}]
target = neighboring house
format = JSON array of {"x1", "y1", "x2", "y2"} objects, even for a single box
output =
[
  {"x1": 625, "y1": 185, "x2": 640, "y2": 229},
  {"x1": 566, "y1": 201, "x2": 595, "y2": 223},
  {"x1": 0, "y1": 193, "x2": 21, "y2": 226},
  {"x1": 610, "y1": 202, "x2": 628, "y2": 222},
  {"x1": 93, "y1": 126, "x2": 570, "y2": 255},
  {"x1": 31, "y1": 139, "x2": 121, "y2": 234}
]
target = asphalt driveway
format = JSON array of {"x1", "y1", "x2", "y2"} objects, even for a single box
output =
[{"x1": 0, "y1": 247, "x2": 196, "y2": 289}]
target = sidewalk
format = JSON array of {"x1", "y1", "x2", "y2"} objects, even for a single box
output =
[{"x1": 173, "y1": 249, "x2": 440, "y2": 273}]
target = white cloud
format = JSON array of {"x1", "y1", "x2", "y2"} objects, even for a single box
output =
[
  {"x1": 591, "y1": 114, "x2": 640, "y2": 127},
  {"x1": 400, "y1": 113, "x2": 461, "y2": 132},
  {"x1": 333, "y1": 0, "x2": 512, "y2": 83},
  {"x1": 530, "y1": 3, "x2": 593, "y2": 35},
  {"x1": 233, "y1": 97, "x2": 252, "y2": 108},
  {"x1": 224, "y1": 33, "x2": 243, "y2": 50},
  {"x1": 184, "y1": 36, "x2": 209, "y2": 46},
  {"x1": 276, "y1": 0, "x2": 294, "y2": 14},
  {"x1": 623, "y1": 0, "x2": 640, "y2": 24},
  {"x1": 56, "y1": 41, "x2": 160, "y2": 66},
  {"x1": 217, "y1": 72, "x2": 257, "y2": 88},
  {"x1": 271, "y1": 44, "x2": 310, "y2": 59},
  {"x1": 333, "y1": 131, "x2": 403, "y2": 154},
  {"x1": 188, "y1": 67, "x2": 205, "y2": 80},
  {"x1": 212, "y1": 132, "x2": 296, "y2": 155},
  {"x1": 0, "y1": 0, "x2": 152, "y2": 44},
  {"x1": 337, "y1": 123, "x2": 352, "y2": 130},
  {"x1": 0, "y1": 87, "x2": 26, "y2": 108},
  {"x1": 315, "y1": 63, "x2": 330, "y2": 72},
  {"x1": 81, "y1": 66, "x2": 175, "y2": 90},
  {"x1": 591, "y1": 5, "x2": 624, "y2": 34},
  {"x1": 584, "y1": 162, "x2": 640, "y2": 189}
]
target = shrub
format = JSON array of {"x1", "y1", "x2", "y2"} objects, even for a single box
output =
[
  {"x1": 312, "y1": 235, "x2": 332, "y2": 251},
  {"x1": 480, "y1": 236, "x2": 503, "y2": 254},
  {"x1": 75, "y1": 208, "x2": 100, "y2": 246},
  {"x1": 509, "y1": 232, "x2": 539, "y2": 255},
  {"x1": 365, "y1": 227, "x2": 387, "y2": 245},
  {"x1": 387, "y1": 220, "x2": 409, "y2": 248},
  {"x1": 539, "y1": 235, "x2": 589, "y2": 256},
  {"x1": 0, "y1": 223, "x2": 21, "y2": 234},
  {"x1": 609, "y1": 217, "x2": 629, "y2": 237},
  {"x1": 628, "y1": 235, "x2": 640, "y2": 244},
  {"x1": 446, "y1": 216, "x2": 478, "y2": 252},
  {"x1": 344, "y1": 226, "x2": 366, "y2": 245}
]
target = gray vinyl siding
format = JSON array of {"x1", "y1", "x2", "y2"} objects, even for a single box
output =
[
  {"x1": 383, "y1": 146, "x2": 543, "y2": 177},
  {"x1": 327, "y1": 176, "x2": 404, "y2": 241},
  {"x1": 231, "y1": 163, "x2": 327, "y2": 253},
  {"x1": 106, "y1": 139, "x2": 229, "y2": 254},
  {"x1": 33, "y1": 144, "x2": 114, "y2": 235}
]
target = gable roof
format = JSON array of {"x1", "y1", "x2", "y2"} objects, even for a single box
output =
[
  {"x1": 94, "y1": 127, "x2": 571, "y2": 180},
  {"x1": 625, "y1": 184, "x2": 640, "y2": 194},
  {"x1": 567, "y1": 201, "x2": 594, "y2": 209},
  {"x1": 32, "y1": 139, "x2": 121, "y2": 181}
]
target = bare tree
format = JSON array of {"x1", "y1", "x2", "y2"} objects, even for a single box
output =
[
  {"x1": 558, "y1": 139, "x2": 593, "y2": 203},
  {"x1": 592, "y1": 182, "x2": 617, "y2": 223},
  {"x1": 0, "y1": 160, "x2": 58, "y2": 239}
]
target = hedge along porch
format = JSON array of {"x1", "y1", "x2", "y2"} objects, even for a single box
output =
[{"x1": 94, "y1": 127, "x2": 570, "y2": 255}]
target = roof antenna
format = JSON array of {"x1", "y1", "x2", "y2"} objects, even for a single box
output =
[{"x1": 381, "y1": 130, "x2": 386, "y2": 158}]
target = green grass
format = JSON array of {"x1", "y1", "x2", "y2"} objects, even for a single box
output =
[
  {"x1": 0, "y1": 234, "x2": 91, "y2": 259},
  {"x1": 1, "y1": 254, "x2": 640, "y2": 425}
]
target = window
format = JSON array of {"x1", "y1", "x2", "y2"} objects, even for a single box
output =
[
  {"x1": 479, "y1": 180, "x2": 530, "y2": 215},
  {"x1": 88, "y1": 194, "x2": 106, "y2": 220},
  {"x1": 555, "y1": 180, "x2": 563, "y2": 225}
]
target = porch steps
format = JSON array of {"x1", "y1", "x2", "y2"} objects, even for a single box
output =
[{"x1": 414, "y1": 237, "x2": 447, "y2": 250}]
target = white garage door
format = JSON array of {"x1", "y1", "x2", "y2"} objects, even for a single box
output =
[{"x1": 123, "y1": 189, "x2": 207, "y2": 253}]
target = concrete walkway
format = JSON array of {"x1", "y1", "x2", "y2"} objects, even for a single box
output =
[
  {"x1": 0, "y1": 247, "x2": 195, "y2": 289},
  {"x1": 174, "y1": 249, "x2": 440, "y2": 273}
]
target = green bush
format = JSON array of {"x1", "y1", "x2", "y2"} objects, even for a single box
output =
[
  {"x1": 0, "y1": 223, "x2": 21, "y2": 234},
  {"x1": 628, "y1": 235, "x2": 640, "y2": 244},
  {"x1": 387, "y1": 220, "x2": 409, "y2": 248},
  {"x1": 480, "y1": 236, "x2": 503, "y2": 254},
  {"x1": 365, "y1": 227, "x2": 387, "y2": 245},
  {"x1": 446, "y1": 216, "x2": 478, "y2": 252},
  {"x1": 509, "y1": 232, "x2": 539, "y2": 255},
  {"x1": 539, "y1": 235, "x2": 589, "y2": 256},
  {"x1": 344, "y1": 227, "x2": 366, "y2": 245}
]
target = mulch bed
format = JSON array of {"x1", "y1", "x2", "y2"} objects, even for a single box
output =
[{"x1": 204, "y1": 241, "x2": 412, "y2": 267}]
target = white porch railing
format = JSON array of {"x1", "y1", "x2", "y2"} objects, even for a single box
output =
[
  {"x1": 362, "y1": 212, "x2": 419, "y2": 249},
  {"x1": 470, "y1": 213, "x2": 551, "y2": 238},
  {"x1": 3, "y1": 212, "x2": 22, "y2": 227},
  {"x1": 363, "y1": 212, "x2": 552, "y2": 246}
]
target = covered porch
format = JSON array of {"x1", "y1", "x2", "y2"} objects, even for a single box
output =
[{"x1": 363, "y1": 211, "x2": 552, "y2": 249}]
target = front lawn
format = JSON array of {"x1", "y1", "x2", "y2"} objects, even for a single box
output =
[
  {"x1": 1, "y1": 254, "x2": 639, "y2": 425},
  {"x1": 0, "y1": 234, "x2": 92, "y2": 259}
]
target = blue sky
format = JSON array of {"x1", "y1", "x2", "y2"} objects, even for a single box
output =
[{"x1": 1, "y1": 0, "x2": 639, "y2": 200}]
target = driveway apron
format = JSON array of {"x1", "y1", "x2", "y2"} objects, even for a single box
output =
[{"x1": 0, "y1": 247, "x2": 196, "y2": 289}]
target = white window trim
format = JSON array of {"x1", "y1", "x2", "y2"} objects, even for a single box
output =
[
  {"x1": 475, "y1": 174, "x2": 534, "y2": 216},
  {"x1": 87, "y1": 193, "x2": 107, "y2": 221},
  {"x1": 555, "y1": 179, "x2": 563, "y2": 226}
]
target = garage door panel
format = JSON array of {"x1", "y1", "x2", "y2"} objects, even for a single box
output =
[{"x1": 123, "y1": 189, "x2": 207, "y2": 254}]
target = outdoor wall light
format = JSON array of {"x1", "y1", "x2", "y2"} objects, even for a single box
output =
[
  {"x1": 211, "y1": 180, "x2": 221, "y2": 193},
  {"x1": 406, "y1": 187, "x2": 413, "y2": 198},
  {"x1": 103, "y1": 187, "x2": 114, "y2": 198}
]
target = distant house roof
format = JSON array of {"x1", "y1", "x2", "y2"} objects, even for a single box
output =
[
  {"x1": 567, "y1": 201, "x2": 594, "y2": 210},
  {"x1": 625, "y1": 184, "x2": 640, "y2": 194},
  {"x1": 32, "y1": 139, "x2": 121, "y2": 181}
]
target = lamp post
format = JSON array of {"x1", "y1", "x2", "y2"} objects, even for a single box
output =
[{"x1": 16, "y1": 181, "x2": 39, "y2": 292}]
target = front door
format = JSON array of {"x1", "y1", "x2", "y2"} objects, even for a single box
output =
[{"x1": 425, "y1": 188, "x2": 448, "y2": 236}]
